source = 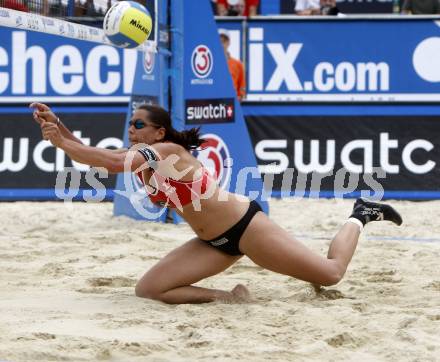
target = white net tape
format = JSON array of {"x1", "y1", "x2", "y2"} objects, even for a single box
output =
[{"x1": 0, "y1": 7, "x2": 156, "y2": 52}]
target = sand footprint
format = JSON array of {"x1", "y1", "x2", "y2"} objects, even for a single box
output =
[
  {"x1": 229, "y1": 264, "x2": 263, "y2": 272},
  {"x1": 326, "y1": 332, "x2": 361, "y2": 348},
  {"x1": 427, "y1": 314, "x2": 440, "y2": 321},
  {"x1": 87, "y1": 276, "x2": 136, "y2": 288},
  {"x1": 38, "y1": 262, "x2": 75, "y2": 277},
  {"x1": 186, "y1": 341, "x2": 211, "y2": 348},
  {"x1": 76, "y1": 287, "x2": 108, "y2": 294},
  {"x1": 366, "y1": 269, "x2": 402, "y2": 283},
  {"x1": 89, "y1": 254, "x2": 126, "y2": 263},
  {"x1": 422, "y1": 281, "x2": 440, "y2": 291},
  {"x1": 398, "y1": 317, "x2": 418, "y2": 329},
  {"x1": 32, "y1": 332, "x2": 56, "y2": 340},
  {"x1": 351, "y1": 302, "x2": 368, "y2": 313}
]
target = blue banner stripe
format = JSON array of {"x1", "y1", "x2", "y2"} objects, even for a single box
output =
[
  {"x1": 1, "y1": 189, "x2": 438, "y2": 201},
  {"x1": 270, "y1": 190, "x2": 440, "y2": 200},
  {"x1": 0, "y1": 189, "x2": 114, "y2": 201},
  {"x1": 242, "y1": 104, "x2": 440, "y2": 116},
  {"x1": 4, "y1": 105, "x2": 440, "y2": 116},
  {"x1": 0, "y1": 107, "x2": 128, "y2": 114}
]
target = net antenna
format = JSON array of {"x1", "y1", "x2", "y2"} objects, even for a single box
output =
[{"x1": 0, "y1": 3, "x2": 158, "y2": 53}]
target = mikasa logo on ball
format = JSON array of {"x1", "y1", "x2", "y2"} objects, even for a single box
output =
[{"x1": 129, "y1": 18, "x2": 150, "y2": 35}]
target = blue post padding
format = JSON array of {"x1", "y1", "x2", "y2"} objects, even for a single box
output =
[
  {"x1": 113, "y1": 0, "x2": 168, "y2": 222},
  {"x1": 169, "y1": 0, "x2": 269, "y2": 223},
  {"x1": 170, "y1": 0, "x2": 185, "y2": 132}
]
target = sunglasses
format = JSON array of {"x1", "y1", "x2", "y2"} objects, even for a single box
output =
[{"x1": 129, "y1": 119, "x2": 161, "y2": 130}]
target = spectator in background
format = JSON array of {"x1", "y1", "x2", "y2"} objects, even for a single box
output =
[
  {"x1": 295, "y1": 0, "x2": 320, "y2": 15},
  {"x1": 219, "y1": 29, "x2": 246, "y2": 101},
  {"x1": 295, "y1": 0, "x2": 339, "y2": 15},
  {"x1": 320, "y1": 0, "x2": 339, "y2": 15},
  {"x1": 217, "y1": 0, "x2": 259, "y2": 16},
  {"x1": 74, "y1": 0, "x2": 85, "y2": 15},
  {"x1": 84, "y1": 0, "x2": 99, "y2": 15},
  {"x1": 2, "y1": 0, "x2": 29, "y2": 12},
  {"x1": 401, "y1": 0, "x2": 440, "y2": 14},
  {"x1": 46, "y1": 0, "x2": 67, "y2": 17},
  {"x1": 74, "y1": 0, "x2": 103, "y2": 16},
  {"x1": 40, "y1": 0, "x2": 49, "y2": 15}
]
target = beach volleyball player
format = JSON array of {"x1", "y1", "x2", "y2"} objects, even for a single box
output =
[{"x1": 30, "y1": 102, "x2": 403, "y2": 304}]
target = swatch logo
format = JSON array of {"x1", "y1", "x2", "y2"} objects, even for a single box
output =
[{"x1": 186, "y1": 98, "x2": 235, "y2": 124}]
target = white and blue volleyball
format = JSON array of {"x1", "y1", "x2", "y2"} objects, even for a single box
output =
[{"x1": 103, "y1": 1, "x2": 152, "y2": 49}]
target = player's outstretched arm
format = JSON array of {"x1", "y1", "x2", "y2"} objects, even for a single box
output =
[
  {"x1": 40, "y1": 121, "x2": 147, "y2": 173},
  {"x1": 30, "y1": 102, "x2": 83, "y2": 145},
  {"x1": 30, "y1": 102, "x2": 127, "y2": 153}
]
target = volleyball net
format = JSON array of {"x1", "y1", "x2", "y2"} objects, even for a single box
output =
[{"x1": 0, "y1": 2, "x2": 159, "y2": 51}]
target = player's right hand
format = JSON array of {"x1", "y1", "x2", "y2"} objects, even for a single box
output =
[{"x1": 41, "y1": 122, "x2": 64, "y2": 147}]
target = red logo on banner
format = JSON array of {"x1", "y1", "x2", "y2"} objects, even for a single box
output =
[
  {"x1": 191, "y1": 45, "x2": 213, "y2": 79},
  {"x1": 192, "y1": 134, "x2": 232, "y2": 188}
]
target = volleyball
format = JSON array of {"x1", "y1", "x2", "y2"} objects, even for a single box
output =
[{"x1": 103, "y1": 1, "x2": 152, "y2": 49}]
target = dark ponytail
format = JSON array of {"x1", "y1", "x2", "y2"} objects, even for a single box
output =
[
  {"x1": 165, "y1": 127, "x2": 204, "y2": 150},
  {"x1": 137, "y1": 104, "x2": 204, "y2": 150}
]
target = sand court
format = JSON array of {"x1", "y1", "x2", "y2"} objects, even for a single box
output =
[{"x1": 1, "y1": 199, "x2": 439, "y2": 361}]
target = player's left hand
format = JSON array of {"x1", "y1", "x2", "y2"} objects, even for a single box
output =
[{"x1": 41, "y1": 121, "x2": 64, "y2": 147}]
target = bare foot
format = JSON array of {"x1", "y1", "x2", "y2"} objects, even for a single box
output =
[{"x1": 230, "y1": 284, "x2": 250, "y2": 303}]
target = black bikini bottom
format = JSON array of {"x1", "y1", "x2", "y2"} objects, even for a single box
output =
[{"x1": 201, "y1": 200, "x2": 262, "y2": 256}]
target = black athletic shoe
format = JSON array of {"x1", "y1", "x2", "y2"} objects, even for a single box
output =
[{"x1": 350, "y1": 198, "x2": 403, "y2": 226}]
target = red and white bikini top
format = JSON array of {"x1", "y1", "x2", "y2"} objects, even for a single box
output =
[{"x1": 136, "y1": 168, "x2": 214, "y2": 209}]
